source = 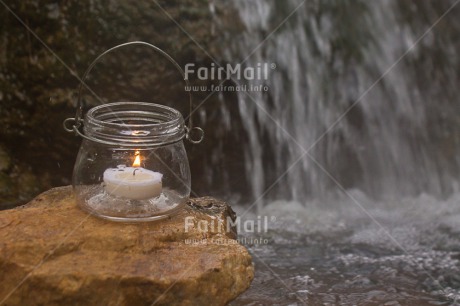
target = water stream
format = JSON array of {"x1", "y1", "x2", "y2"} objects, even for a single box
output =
[
  {"x1": 231, "y1": 191, "x2": 460, "y2": 305},
  {"x1": 211, "y1": 0, "x2": 460, "y2": 304},
  {"x1": 220, "y1": 0, "x2": 459, "y2": 204}
]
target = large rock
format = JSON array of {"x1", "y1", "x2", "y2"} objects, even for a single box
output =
[{"x1": 0, "y1": 186, "x2": 254, "y2": 305}]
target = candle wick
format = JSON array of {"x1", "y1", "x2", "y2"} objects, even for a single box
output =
[{"x1": 133, "y1": 168, "x2": 140, "y2": 176}]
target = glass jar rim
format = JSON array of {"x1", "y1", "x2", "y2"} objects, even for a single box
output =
[{"x1": 83, "y1": 101, "x2": 186, "y2": 147}]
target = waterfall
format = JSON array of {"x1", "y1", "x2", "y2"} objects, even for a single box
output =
[{"x1": 214, "y1": 0, "x2": 459, "y2": 205}]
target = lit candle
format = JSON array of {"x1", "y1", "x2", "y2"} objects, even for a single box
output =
[{"x1": 103, "y1": 151, "x2": 163, "y2": 200}]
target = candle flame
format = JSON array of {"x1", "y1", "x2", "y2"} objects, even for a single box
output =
[{"x1": 133, "y1": 151, "x2": 141, "y2": 167}]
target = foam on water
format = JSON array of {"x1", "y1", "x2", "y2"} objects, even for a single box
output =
[
  {"x1": 209, "y1": 0, "x2": 460, "y2": 303},
  {"x1": 230, "y1": 191, "x2": 460, "y2": 305}
]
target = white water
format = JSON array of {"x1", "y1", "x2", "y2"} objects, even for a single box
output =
[
  {"x1": 218, "y1": 0, "x2": 459, "y2": 204},
  {"x1": 231, "y1": 191, "x2": 460, "y2": 304},
  {"x1": 209, "y1": 0, "x2": 460, "y2": 304}
]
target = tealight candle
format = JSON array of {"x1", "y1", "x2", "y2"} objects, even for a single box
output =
[{"x1": 103, "y1": 152, "x2": 163, "y2": 200}]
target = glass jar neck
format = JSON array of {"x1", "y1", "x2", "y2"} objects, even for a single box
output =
[{"x1": 83, "y1": 102, "x2": 185, "y2": 147}]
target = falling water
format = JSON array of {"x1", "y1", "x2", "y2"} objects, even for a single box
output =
[
  {"x1": 209, "y1": 1, "x2": 460, "y2": 304},
  {"x1": 217, "y1": 0, "x2": 459, "y2": 205}
]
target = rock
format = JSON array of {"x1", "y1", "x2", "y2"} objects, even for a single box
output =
[
  {"x1": 0, "y1": 146, "x2": 10, "y2": 172},
  {"x1": 0, "y1": 144, "x2": 49, "y2": 210},
  {"x1": 0, "y1": 186, "x2": 254, "y2": 306}
]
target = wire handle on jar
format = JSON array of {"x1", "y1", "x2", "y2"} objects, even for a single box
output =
[{"x1": 63, "y1": 41, "x2": 204, "y2": 144}]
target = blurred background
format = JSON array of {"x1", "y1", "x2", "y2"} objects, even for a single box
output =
[{"x1": 1, "y1": 0, "x2": 460, "y2": 304}]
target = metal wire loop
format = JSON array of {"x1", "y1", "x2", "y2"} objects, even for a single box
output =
[
  {"x1": 63, "y1": 41, "x2": 203, "y2": 144},
  {"x1": 185, "y1": 127, "x2": 204, "y2": 144},
  {"x1": 63, "y1": 117, "x2": 76, "y2": 133}
]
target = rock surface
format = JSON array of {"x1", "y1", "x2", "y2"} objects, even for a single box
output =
[{"x1": 0, "y1": 186, "x2": 254, "y2": 306}]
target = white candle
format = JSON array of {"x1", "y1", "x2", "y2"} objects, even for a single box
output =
[{"x1": 103, "y1": 166, "x2": 163, "y2": 200}]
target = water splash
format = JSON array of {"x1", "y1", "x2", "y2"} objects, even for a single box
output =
[
  {"x1": 210, "y1": 1, "x2": 460, "y2": 304},
  {"x1": 231, "y1": 191, "x2": 460, "y2": 305}
]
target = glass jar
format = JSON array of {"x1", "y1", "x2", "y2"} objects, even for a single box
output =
[{"x1": 64, "y1": 42, "x2": 203, "y2": 222}]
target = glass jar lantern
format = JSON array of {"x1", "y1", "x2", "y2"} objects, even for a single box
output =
[{"x1": 63, "y1": 42, "x2": 203, "y2": 222}]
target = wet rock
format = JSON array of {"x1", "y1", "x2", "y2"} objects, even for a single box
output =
[{"x1": 0, "y1": 186, "x2": 254, "y2": 305}]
